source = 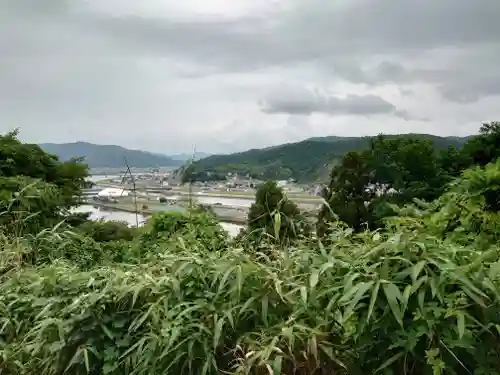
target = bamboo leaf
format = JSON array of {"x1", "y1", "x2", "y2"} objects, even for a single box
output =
[
  {"x1": 310, "y1": 269, "x2": 320, "y2": 289},
  {"x1": 213, "y1": 318, "x2": 224, "y2": 350},
  {"x1": 457, "y1": 313, "x2": 465, "y2": 339},
  {"x1": 367, "y1": 280, "x2": 380, "y2": 322},
  {"x1": 83, "y1": 347, "x2": 90, "y2": 374},
  {"x1": 300, "y1": 286, "x2": 308, "y2": 304},
  {"x1": 383, "y1": 283, "x2": 403, "y2": 327},
  {"x1": 262, "y1": 295, "x2": 269, "y2": 326},
  {"x1": 272, "y1": 356, "x2": 283, "y2": 375},
  {"x1": 345, "y1": 281, "x2": 374, "y2": 319},
  {"x1": 412, "y1": 260, "x2": 426, "y2": 281},
  {"x1": 375, "y1": 352, "x2": 404, "y2": 373}
]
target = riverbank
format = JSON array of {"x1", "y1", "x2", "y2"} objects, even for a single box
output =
[
  {"x1": 86, "y1": 201, "x2": 248, "y2": 225},
  {"x1": 73, "y1": 204, "x2": 245, "y2": 236}
]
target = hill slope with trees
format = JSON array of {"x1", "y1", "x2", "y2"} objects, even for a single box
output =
[
  {"x1": 40, "y1": 142, "x2": 182, "y2": 168},
  {"x1": 191, "y1": 134, "x2": 471, "y2": 182}
]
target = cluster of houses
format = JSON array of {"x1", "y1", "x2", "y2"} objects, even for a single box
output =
[
  {"x1": 97, "y1": 169, "x2": 324, "y2": 197},
  {"x1": 190, "y1": 174, "x2": 313, "y2": 194}
]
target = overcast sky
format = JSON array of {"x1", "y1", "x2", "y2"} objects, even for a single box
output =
[{"x1": 1, "y1": 0, "x2": 499, "y2": 154}]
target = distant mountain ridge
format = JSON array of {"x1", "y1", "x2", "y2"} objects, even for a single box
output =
[
  {"x1": 40, "y1": 142, "x2": 183, "y2": 168},
  {"x1": 308, "y1": 134, "x2": 474, "y2": 144},
  {"x1": 192, "y1": 133, "x2": 474, "y2": 182}
]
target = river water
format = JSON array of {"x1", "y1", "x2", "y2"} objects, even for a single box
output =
[
  {"x1": 87, "y1": 175, "x2": 120, "y2": 183},
  {"x1": 73, "y1": 205, "x2": 243, "y2": 237}
]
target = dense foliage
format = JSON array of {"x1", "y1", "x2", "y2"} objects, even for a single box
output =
[
  {"x1": 245, "y1": 180, "x2": 307, "y2": 243},
  {"x1": 2, "y1": 126, "x2": 500, "y2": 375},
  {"x1": 2, "y1": 159, "x2": 500, "y2": 374},
  {"x1": 190, "y1": 134, "x2": 469, "y2": 182},
  {"x1": 0, "y1": 130, "x2": 89, "y2": 233},
  {"x1": 318, "y1": 123, "x2": 500, "y2": 233},
  {"x1": 77, "y1": 220, "x2": 139, "y2": 242}
]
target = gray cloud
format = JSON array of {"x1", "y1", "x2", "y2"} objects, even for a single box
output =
[
  {"x1": 73, "y1": 0, "x2": 500, "y2": 66},
  {"x1": 7, "y1": 0, "x2": 498, "y2": 71},
  {"x1": 261, "y1": 87, "x2": 407, "y2": 119},
  {"x1": 330, "y1": 49, "x2": 500, "y2": 103},
  {"x1": 0, "y1": 0, "x2": 499, "y2": 153}
]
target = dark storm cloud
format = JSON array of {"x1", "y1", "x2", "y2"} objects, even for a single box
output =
[
  {"x1": 75, "y1": 0, "x2": 500, "y2": 103},
  {"x1": 2, "y1": 0, "x2": 499, "y2": 83},
  {"x1": 76, "y1": 0, "x2": 500, "y2": 65},
  {"x1": 260, "y1": 87, "x2": 409, "y2": 119},
  {"x1": 3, "y1": 0, "x2": 500, "y2": 70}
]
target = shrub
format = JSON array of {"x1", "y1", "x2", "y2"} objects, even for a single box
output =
[
  {"x1": 77, "y1": 220, "x2": 139, "y2": 242},
  {"x1": 2, "y1": 222, "x2": 500, "y2": 374},
  {"x1": 248, "y1": 180, "x2": 307, "y2": 244},
  {"x1": 142, "y1": 210, "x2": 229, "y2": 252}
]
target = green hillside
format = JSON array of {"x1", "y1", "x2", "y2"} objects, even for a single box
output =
[
  {"x1": 192, "y1": 134, "x2": 472, "y2": 182},
  {"x1": 40, "y1": 142, "x2": 182, "y2": 169}
]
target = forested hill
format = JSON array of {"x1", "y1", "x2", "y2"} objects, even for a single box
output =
[
  {"x1": 192, "y1": 134, "x2": 472, "y2": 182},
  {"x1": 40, "y1": 142, "x2": 183, "y2": 168}
]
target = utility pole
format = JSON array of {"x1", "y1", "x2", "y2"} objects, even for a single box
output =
[
  {"x1": 124, "y1": 157, "x2": 139, "y2": 228},
  {"x1": 188, "y1": 144, "x2": 196, "y2": 211}
]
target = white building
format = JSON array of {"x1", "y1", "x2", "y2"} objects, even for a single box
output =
[{"x1": 97, "y1": 187, "x2": 130, "y2": 198}]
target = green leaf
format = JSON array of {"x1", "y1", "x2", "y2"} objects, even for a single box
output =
[
  {"x1": 310, "y1": 269, "x2": 320, "y2": 289},
  {"x1": 213, "y1": 318, "x2": 224, "y2": 350},
  {"x1": 319, "y1": 344, "x2": 347, "y2": 370},
  {"x1": 262, "y1": 295, "x2": 269, "y2": 326},
  {"x1": 400, "y1": 285, "x2": 412, "y2": 314},
  {"x1": 102, "y1": 363, "x2": 116, "y2": 374},
  {"x1": 100, "y1": 324, "x2": 114, "y2": 340},
  {"x1": 457, "y1": 313, "x2": 465, "y2": 339},
  {"x1": 375, "y1": 352, "x2": 404, "y2": 373},
  {"x1": 367, "y1": 280, "x2": 381, "y2": 322},
  {"x1": 273, "y1": 212, "x2": 281, "y2": 241},
  {"x1": 462, "y1": 286, "x2": 487, "y2": 308},
  {"x1": 412, "y1": 260, "x2": 426, "y2": 281},
  {"x1": 339, "y1": 281, "x2": 363, "y2": 304},
  {"x1": 383, "y1": 283, "x2": 403, "y2": 327},
  {"x1": 272, "y1": 356, "x2": 283, "y2": 375},
  {"x1": 345, "y1": 281, "x2": 374, "y2": 319},
  {"x1": 83, "y1": 347, "x2": 90, "y2": 373},
  {"x1": 300, "y1": 286, "x2": 308, "y2": 304},
  {"x1": 418, "y1": 288, "x2": 426, "y2": 312},
  {"x1": 454, "y1": 273, "x2": 488, "y2": 299}
]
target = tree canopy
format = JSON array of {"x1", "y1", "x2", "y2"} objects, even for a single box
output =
[
  {"x1": 247, "y1": 180, "x2": 306, "y2": 242},
  {"x1": 189, "y1": 134, "x2": 469, "y2": 182},
  {"x1": 0, "y1": 130, "x2": 89, "y2": 232},
  {"x1": 318, "y1": 122, "x2": 500, "y2": 234}
]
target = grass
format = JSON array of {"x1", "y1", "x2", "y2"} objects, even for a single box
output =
[{"x1": 2, "y1": 209, "x2": 500, "y2": 374}]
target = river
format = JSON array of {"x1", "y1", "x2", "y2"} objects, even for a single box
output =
[
  {"x1": 73, "y1": 205, "x2": 243, "y2": 237},
  {"x1": 87, "y1": 175, "x2": 120, "y2": 183}
]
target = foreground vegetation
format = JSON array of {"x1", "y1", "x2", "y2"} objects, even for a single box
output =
[{"x1": 1, "y1": 125, "x2": 500, "y2": 374}]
